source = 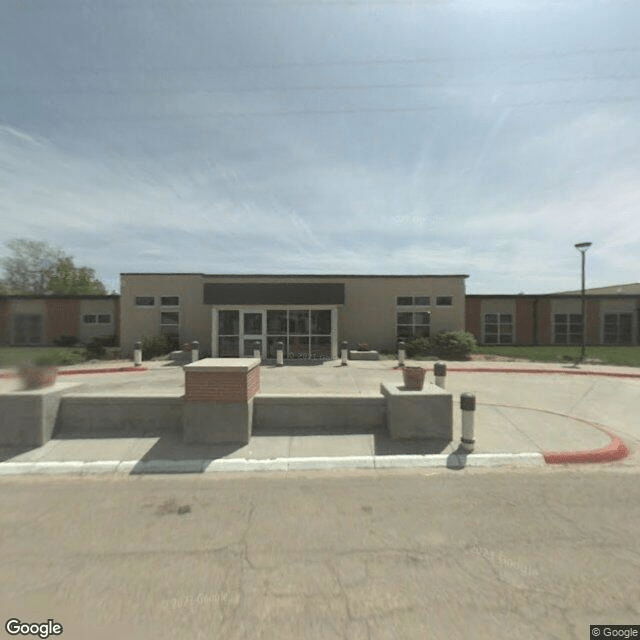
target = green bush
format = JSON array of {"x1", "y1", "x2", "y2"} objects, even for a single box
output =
[
  {"x1": 85, "y1": 339, "x2": 107, "y2": 359},
  {"x1": 52, "y1": 335, "x2": 78, "y2": 347},
  {"x1": 404, "y1": 337, "x2": 432, "y2": 359},
  {"x1": 140, "y1": 334, "x2": 178, "y2": 360},
  {"x1": 429, "y1": 331, "x2": 477, "y2": 360}
]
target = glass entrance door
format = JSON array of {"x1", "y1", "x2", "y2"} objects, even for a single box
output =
[{"x1": 242, "y1": 311, "x2": 265, "y2": 357}]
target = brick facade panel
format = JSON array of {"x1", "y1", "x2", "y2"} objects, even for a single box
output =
[
  {"x1": 515, "y1": 299, "x2": 534, "y2": 345},
  {"x1": 185, "y1": 367, "x2": 261, "y2": 403},
  {"x1": 465, "y1": 298, "x2": 482, "y2": 341}
]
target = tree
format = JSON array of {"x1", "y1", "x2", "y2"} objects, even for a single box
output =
[
  {"x1": 0, "y1": 238, "x2": 106, "y2": 295},
  {"x1": 47, "y1": 258, "x2": 106, "y2": 295}
]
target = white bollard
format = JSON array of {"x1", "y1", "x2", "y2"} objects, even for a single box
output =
[
  {"x1": 434, "y1": 361, "x2": 446, "y2": 388},
  {"x1": 398, "y1": 341, "x2": 406, "y2": 367},
  {"x1": 191, "y1": 341, "x2": 199, "y2": 363},
  {"x1": 341, "y1": 341, "x2": 348, "y2": 366},
  {"x1": 253, "y1": 340, "x2": 261, "y2": 360},
  {"x1": 276, "y1": 341, "x2": 284, "y2": 367},
  {"x1": 460, "y1": 393, "x2": 476, "y2": 452},
  {"x1": 133, "y1": 341, "x2": 142, "y2": 367}
]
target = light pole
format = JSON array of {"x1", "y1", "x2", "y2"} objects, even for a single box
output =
[{"x1": 574, "y1": 242, "x2": 592, "y2": 365}]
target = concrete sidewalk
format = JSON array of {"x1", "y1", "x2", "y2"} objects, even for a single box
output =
[{"x1": 0, "y1": 358, "x2": 633, "y2": 474}]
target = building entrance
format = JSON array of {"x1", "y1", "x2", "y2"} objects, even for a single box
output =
[{"x1": 212, "y1": 308, "x2": 337, "y2": 359}]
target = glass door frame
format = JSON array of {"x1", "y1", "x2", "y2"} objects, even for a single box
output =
[{"x1": 241, "y1": 309, "x2": 266, "y2": 357}]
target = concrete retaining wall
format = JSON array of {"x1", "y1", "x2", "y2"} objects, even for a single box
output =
[
  {"x1": 56, "y1": 395, "x2": 184, "y2": 436},
  {"x1": 253, "y1": 394, "x2": 386, "y2": 431},
  {"x1": 0, "y1": 382, "x2": 81, "y2": 446}
]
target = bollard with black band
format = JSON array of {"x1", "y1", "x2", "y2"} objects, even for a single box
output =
[
  {"x1": 434, "y1": 361, "x2": 446, "y2": 388},
  {"x1": 253, "y1": 340, "x2": 261, "y2": 360},
  {"x1": 398, "y1": 341, "x2": 406, "y2": 368},
  {"x1": 460, "y1": 392, "x2": 476, "y2": 452},
  {"x1": 276, "y1": 341, "x2": 284, "y2": 367},
  {"x1": 191, "y1": 341, "x2": 199, "y2": 363},
  {"x1": 134, "y1": 341, "x2": 142, "y2": 367},
  {"x1": 341, "y1": 341, "x2": 348, "y2": 366}
]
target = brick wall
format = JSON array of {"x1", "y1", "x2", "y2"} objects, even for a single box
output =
[
  {"x1": 45, "y1": 299, "x2": 80, "y2": 343},
  {"x1": 586, "y1": 299, "x2": 600, "y2": 345},
  {"x1": 515, "y1": 298, "x2": 534, "y2": 345},
  {"x1": 185, "y1": 366, "x2": 261, "y2": 403},
  {"x1": 537, "y1": 298, "x2": 552, "y2": 344},
  {"x1": 0, "y1": 300, "x2": 10, "y2": 344},
  {"x1": 465, "y1": 298, "x2": 482, "y2": 341}
]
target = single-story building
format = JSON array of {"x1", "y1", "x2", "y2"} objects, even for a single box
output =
[
  {"x1": 119, "y1": 273, "x2": 469, "y2": 358},
  {"x1": 0, "y1": 295, "x2": 120, "y2": 346},
  {"x1": 466, "y1": 283, "x2": 640, "y2": 346}
]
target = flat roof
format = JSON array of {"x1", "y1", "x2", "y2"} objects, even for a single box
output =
[
  {"x1": 466, "y1": 294, "x2": 640, "y2": 299},
  {"x1": 0, "y1": 294, "x2": 119, "y2": 300},
  {"x1": 121, "y1": 273, "x2": 470, "y2": 278}
]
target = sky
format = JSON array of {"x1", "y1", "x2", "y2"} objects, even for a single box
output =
[{"x1": 1, "y1": 0, "x2": 639, "y2": 295}]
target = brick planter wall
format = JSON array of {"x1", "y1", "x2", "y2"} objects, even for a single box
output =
[{"x1": 185, "y1": 366, "x2": 260, "y2": 403}]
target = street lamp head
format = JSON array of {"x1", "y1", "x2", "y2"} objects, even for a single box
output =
[{"x1": 574, "y1": 242, "x2": 592, "y2": 251}]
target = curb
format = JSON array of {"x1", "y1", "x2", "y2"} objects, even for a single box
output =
[
  {"x1": 390, "y1": 365, "x2": 640, "y2": 379},
  {"x1": 0, "y1": 453, "x2": 546, "y2": 476},
  {"x1": 544, "y1": 436, "x2": 630, "y2": 464}
]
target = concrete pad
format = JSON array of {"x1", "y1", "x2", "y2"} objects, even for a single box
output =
[
  {"x1": 35, "y1": 438, "x2": 149, "y2": 462},
  {"x1": 222, "y1": 436, "x2": 291, "y2": 459},
  {"x1": 289, "y1": 434, "x2": 375, "y2": 458}
]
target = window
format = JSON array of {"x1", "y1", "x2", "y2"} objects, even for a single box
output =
[
  {"x1": 98, "y1": 314, "x2": 111, "y2": 324},
  {"x1": 554, "y1": 314, "x2": 583, "y2": 344},
  {"x1": 484, "y1": 313, "x2": 513, "y2": 344},
  {"x1": 397, "y1": 295, "x2": 430, "y2": 306},
  {"x1": 161, "y1": 296, "x2": 179, "y2": 306},
  {"x1": 14, "y1": 315, "x2": 43, "y2": 345},
  {"x1": 160, "y1": 312, "x2": 179, "y2": 325},
  {"x1": 83, "y1": 314, "x2": 97, "y2": 324},
  {"x1": 135, "y1": 296, "x2": 155, "y2": 306},
  {"x1": 436, "y1": 296, "x2": 453, "y2": 306},
  {"x1": 265, "y1": 309, "x2": 332, "y2": 358},
  {"x1": 397, "y1": 311, "x2": 431, "y2": 339},
  {"x1": 603, "y1": 313, "x2": 632, "y2": 344}
]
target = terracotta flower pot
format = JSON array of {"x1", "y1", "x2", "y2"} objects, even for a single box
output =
[
  {"x1": 19, "y1": 365, "x2": 58, "y2": 390},
  {"x1": 402, "y1": 366, "x2": 426, "y2": 391}
]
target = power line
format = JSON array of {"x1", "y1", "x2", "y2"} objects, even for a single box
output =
[
  {"x1": 23, "y1": 93, "x2": 640, "y2": 123},
  {"x1": 50, "y1": 46, "x2": 640, "y2": 74},
  {"x1": 2, "y1": 73, "x2": 639, "y2": 97}
]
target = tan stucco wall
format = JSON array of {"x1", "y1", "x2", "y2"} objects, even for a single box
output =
[
  {"x1": 119, "y1": 274, "x2": 467, "y2": 355},
  {"x1": 78, "y1": 299, "x2": 118, "y2": 343}
]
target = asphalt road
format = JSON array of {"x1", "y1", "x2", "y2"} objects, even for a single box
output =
[{"x1": 1, "y1": 466, "x2": 639, "y2": 640}]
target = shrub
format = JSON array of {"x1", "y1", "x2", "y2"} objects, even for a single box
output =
[
  {"x1": 357, "y1": 343, "x2": 371, "y2": 352},
  {"x1": 86, "y1": 338, "x2": 107, "y2": 359},
  {"x1": 52, "y1": 335, "x2": 78, "y2": 347},
  {"x1": 429, "y1": 331, "x2": 477, "y2": 360},
  {"x1": 93, "y1": 334, "x2": 118, "y2": 347},
  {"x1": 404, "y1": 337, "x2": 432, "y2": 359},
  {"x1": 140, "y1": 334, "x2": 178, "y2": 360}
]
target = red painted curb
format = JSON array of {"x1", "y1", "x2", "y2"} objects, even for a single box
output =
[
  {"x1": 446, "y1": 367, "x2": 640, "y2": 379},
  {"x1": 389, "y1": 366, "x2": 640, "y2": 379},
  {"x1": 0, "y1": 367, "x2": 148, "y2": 379},
  {"x1": 543, "y1": 437, "x2": 630, "y2": 464}
]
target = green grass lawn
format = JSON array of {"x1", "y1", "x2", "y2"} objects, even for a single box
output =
[
  {"x1": 474, "y1": 345, "x2": 640, "y2": 367},
  {"x1": 0, "y1": 346, "x2": 88, "y2": 368}
]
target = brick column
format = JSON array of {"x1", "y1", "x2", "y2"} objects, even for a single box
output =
[{"x1": 182, "y1": 358, "x2": 260, "y2": 444}]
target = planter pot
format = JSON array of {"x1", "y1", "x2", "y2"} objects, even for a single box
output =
[
  {"x1": 402, "y1": 366, "x2": 426, "y2": 391},
  {"x1": 18, "y1": 365, "x2": 58, "y2": 390}
]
